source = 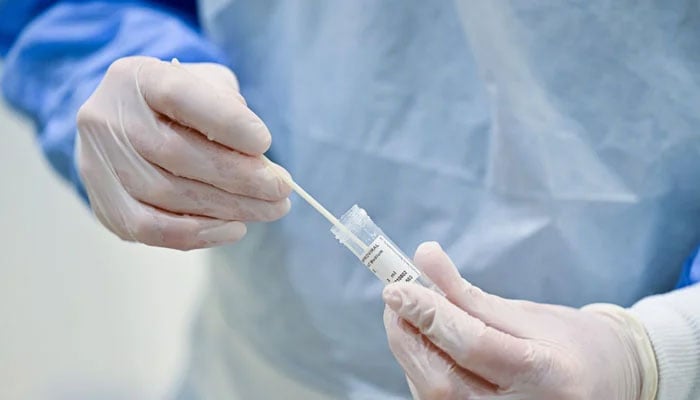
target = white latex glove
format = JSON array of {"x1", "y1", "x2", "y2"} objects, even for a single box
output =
[
  {"x1": 383, "y1": 242, "x2": 658, "y2": 400},
  {"x1": 76, "y1": 56, "x2": 291, "y2": 250}
]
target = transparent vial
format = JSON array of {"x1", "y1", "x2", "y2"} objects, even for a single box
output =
[{"x1": 331, "y1": 204, "x2": 437, "y2": 289}]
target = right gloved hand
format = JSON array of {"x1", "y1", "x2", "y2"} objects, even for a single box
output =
[
  {"x1": 76, "y1": 56, "x2": 292, "y2": 250},
  {"x1": 382, "y1": 242, "x2": 658, "y2": 400}
]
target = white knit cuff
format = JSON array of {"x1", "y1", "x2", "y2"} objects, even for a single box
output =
[{"x1": 630, "y1": 285, "x2": 700, "y2": 400}]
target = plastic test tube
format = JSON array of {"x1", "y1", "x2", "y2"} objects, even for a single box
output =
[{"x1": 331, "y1": 205, "x2": 437, "y2": 289}]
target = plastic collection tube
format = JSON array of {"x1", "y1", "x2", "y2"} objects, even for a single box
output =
[
  {"x1": 262, "y1": 156, "x2": 435, "y2": 288},
  {"x1": 331, "y1": 204, "x2": 437, "y2": 288}
]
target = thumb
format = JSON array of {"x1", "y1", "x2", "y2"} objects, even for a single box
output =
[
  {"x1": 413, "y1": 241, "x2": 527, "y2": 335},
  {"x1": 382, "y1": 282, "x2": 531, "y2": 390},
  {"x1": 176, "y1": 60, "x2": 242, "y2": 97}
]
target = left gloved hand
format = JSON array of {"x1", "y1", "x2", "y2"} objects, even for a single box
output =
[{"x1": 382, "y1": 242, "x2": 658, "y2": 400}]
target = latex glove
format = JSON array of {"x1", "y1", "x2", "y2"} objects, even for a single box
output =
[
  {"x1": 383, "y1": 242, "x2": 658, "y2": 400},
  {"x1": 76, "y1": 56, "x2": 291, "y2": 250}
]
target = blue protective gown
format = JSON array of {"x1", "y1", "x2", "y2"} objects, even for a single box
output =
[{"x1": 2, "y1": 1, "x2": 700, "y2": 398}]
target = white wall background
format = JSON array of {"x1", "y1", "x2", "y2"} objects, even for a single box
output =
[{"x1": 0, "y1": 65, "x2": 207, "y2": 400}]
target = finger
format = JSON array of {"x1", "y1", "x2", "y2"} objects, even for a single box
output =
[
  {"x1": 414, "y1": 242, "x2": 526, "y2": 334},
  {"x1": 383, "y1": 307, "x2": 498, "y2": 399},
  {"x1": 89, "y1": 189, "x2": 247, "y2": 250},
  {"x1": 78, "y1": 129, "x2": 247, "y2": 250},
  {"x1": 132, "y1": 118, "x2": 291, "y2": 201},
  {"x1": 179, "y1": 62, "x2": 241, "y2": 93},
  {"x1": 129, "y1": 203, "x2": 247, "y2": 250},
  {"x1": 136, "y1": 58, "x2": 271, "y2": 155},
  {"x1": 118, "y1": 165, "x2": 291, "y2": 222},
  {"x1": 383, "y1": 282, "x2": 534, "y2": 389}
]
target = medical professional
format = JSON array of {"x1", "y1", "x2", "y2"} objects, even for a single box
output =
[{"x1": 2, "y1": 1, "x2": 700, "y2": 399}]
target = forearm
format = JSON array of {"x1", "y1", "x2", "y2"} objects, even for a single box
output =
[
  {"x1": 1, "y1": 1, "x2": 228, "y2": 201},
  {"x1": 630, "y1": 284, "x2": 700, "y2": 400}
]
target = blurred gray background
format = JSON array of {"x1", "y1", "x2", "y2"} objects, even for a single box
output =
[{"x1": 0, "y1": 63, "x2": 207, "y2": 399}]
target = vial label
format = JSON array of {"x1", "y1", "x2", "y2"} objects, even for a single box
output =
[{"x1": 361, "y1": 236, "x2": 422, "y2": 284}]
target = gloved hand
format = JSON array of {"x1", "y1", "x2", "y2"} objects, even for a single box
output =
[
  {"x1": 382, "y1": 242, "x2": 658, "y2": 400},
  {"x1": 76, "y1": 56, "x2": 291, "y2": 250}
]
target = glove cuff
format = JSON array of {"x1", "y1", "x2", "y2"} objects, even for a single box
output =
[{"x1": 582, "y1": 303, "x2": 658, "y2": 400}]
